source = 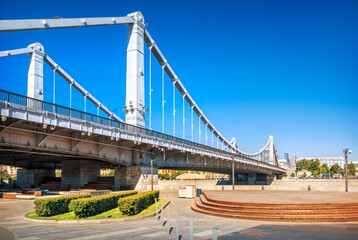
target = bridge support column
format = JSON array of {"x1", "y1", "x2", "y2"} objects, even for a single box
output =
[
  {"x1": 27, "y1": 43, "x2": 44, "y2": 101},
  {"x1": 247, "y1": 173, "x2": 257, "y2": 185},
  {"x1": 61, "y1": 159, "x2": 101, "y2": 190},
  {"x1": 114, "y1": 165, "x2": 158, "y2": 191},
  {"x1": 124, "y1": 11, "x2": 146, "y2": 127},
  {"x1": 17, "y1": 168, "x2": 55, "y2": 188}
]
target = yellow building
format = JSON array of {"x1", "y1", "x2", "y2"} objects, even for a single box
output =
[{"x1": 158, "y1": 169, "x2": 228, "y2": 180}]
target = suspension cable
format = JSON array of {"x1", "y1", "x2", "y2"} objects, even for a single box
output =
[
  {"x1": 53, "y1": 67, "x2": 56, "y2": 104},
  {"x1": 149, "y1": 46, "x2": 152, "y2": 130},
  {"x1": 162, "y1": 66, "x2": 165, "y2": 133},
  {"x1": 191, "y1": 107, "x2": 194, "y2": 141},
  {"x1": 211, "y1": 131, "x2": 214, "y2": 147},
  {"x1": 198, "y1": 117, "x2": 201, "y2": 143},
  {"x1": 69, "y1": 83, "x2": 72, "y2": 109},
  {"x1": 205, "y1": 124, "x2": 208, "y2": 145},
  {"x1": 183, "y1": 95, "x2": 185, "y2": 139},
  {"x1": 173, "y1": 82, "x2": 176, "y2": 136}
]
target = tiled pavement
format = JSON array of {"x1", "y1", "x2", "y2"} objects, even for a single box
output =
[{"x1": 0, "y1": 192, "x2": 358, "y2": 240}]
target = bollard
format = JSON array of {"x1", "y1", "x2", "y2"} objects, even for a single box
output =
[
  {"x1": 308, "y1": 185, "x2": 311, "y2": 191},
  {"x1": 262, "y1": 186, "x2": 264, "y2": 190},
  {"x1": 167, "y1": 205, "x2": 170, "y2": 234},
  {"x1": 155, "y1": 198, "x2": 158, "y2": 220},
  {"x1": 190, "y1": 216, "x2": 194, "y2": 240},
  {"x1": 161, "y1": 201, "x2": 164, "y2": 224},
  {"x1": 176, "y1": 209, "x2": 179, "y2": 240},
  {"x1": 212, "y1": 228, "x2": 218, "y2": 240}
]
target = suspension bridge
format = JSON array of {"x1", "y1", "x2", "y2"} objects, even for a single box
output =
[{"x1": 0, "y1": 11, "x2": 285, "y2": 190}]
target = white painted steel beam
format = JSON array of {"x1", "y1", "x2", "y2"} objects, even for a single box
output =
[
  {"x1": 0, "y1": 47, "x2": 32, "y2": 57},
  {"x1": 0, "y1": 17, "x2": 134, "y2": 32}
]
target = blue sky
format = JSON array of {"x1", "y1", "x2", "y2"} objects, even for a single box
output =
[{"x1": 0, "y1": 0, "x2": 357, "y2": 161}]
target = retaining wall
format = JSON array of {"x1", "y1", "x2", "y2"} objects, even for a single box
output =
[{"x1": 158, "y1": 179, "x2": 358, "y2": 192}]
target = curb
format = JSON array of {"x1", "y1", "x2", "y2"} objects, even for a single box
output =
[{"x1": 23, "y1": 200, "x2": 170, "y2": 225}]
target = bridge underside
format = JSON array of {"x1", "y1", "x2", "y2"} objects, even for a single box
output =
[{"x1": 0, "y1": 108, "x2": 284, "y2": 190}]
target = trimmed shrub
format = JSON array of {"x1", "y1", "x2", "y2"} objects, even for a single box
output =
[
  {"x1": 69, "y1": 190, "x2": 137, "y2": 218},
  {"x1": 118, "y1": 190, "x2": 159, "y2": 216},
  {"x1": 34, "y1": 195, "x2": 90, "y2": 217}
]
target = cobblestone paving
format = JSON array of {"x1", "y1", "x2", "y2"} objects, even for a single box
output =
[{"x1": 0, "y1": 192, "x2": 358, "y2": 240}]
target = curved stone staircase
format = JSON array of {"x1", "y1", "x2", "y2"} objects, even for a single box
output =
[{"x1": 191, "y1": 192, "x2": 358, "y2": 222}]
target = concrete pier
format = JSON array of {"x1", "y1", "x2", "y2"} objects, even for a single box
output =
[{"x1": 61, "y1": 159, "x2": 101, "y2": 190}]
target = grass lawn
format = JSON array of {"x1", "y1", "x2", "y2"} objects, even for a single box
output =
[{"x1": 26, "y1": 199, "x2": 168, "y2": 220}]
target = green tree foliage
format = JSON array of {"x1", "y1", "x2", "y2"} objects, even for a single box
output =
[
  {"x1": 0, "y1": 170, "x2": 10, "y2": 179},
  {"x1": 303, "y1": 172, "x2": 307, "y2": 177},
  {"x1": 159, "y1": 170, "x2": 187, "y2": 180},
  {"x1": 296, "y1": 159, "x2": 309, "y2": 171},
  {"x1": 171, "y1": 170, "x2": 186, "y2": 179},
  {"x1": 348, "y1": 163, "x2": 356, "y2": 176},
  {"x1": 290, "y1": 172, "x2": 295, "y2": 178},
  {"x1": 321, "y1": 164, "x2": 329, "y2": 174},
  {"x1": 158, "y1": 173, "x2": 170, "y2": 180},
  {"x1": 296, "y1": 159, "x2": 321, "y2": 173},
  {"x1": 330, "y1": 163, "x2": 341, "y2": 175}
]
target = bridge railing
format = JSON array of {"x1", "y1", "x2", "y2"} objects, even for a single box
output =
[{"x1": 0, "y1": 89, "x2": 282, "y2": 170}]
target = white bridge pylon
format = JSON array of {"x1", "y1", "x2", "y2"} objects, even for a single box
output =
[{"x1": 0, "y1": 11, "x2": 278, "y2": 165}]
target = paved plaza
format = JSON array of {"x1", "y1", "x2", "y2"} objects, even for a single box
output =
[{"x1": 0, "y1": 191, "x2": 357, "y2": 240}]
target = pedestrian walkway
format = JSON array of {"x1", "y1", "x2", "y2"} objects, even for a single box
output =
[{"x1": 0, "y1": 191, "x2": 358, "y2": 239}]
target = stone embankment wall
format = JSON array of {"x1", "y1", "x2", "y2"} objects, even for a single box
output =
[{"x1": 158, "y1": 179, "x2": 358, "y2": 192}]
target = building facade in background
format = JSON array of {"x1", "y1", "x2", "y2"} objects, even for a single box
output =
[
  {"x1": 292, "y1": 154, "x2": 297, "y2": 167},
  {"x1": 284, "y1": 152, "x2": 289, "y2": 165},
  {"x1": 278, "y1": 159, "x2": 288, "y2": 169}
]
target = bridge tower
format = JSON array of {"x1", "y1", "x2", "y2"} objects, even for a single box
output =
[
  {"x1": 269, "y1": 135, "x2": 274, "y2": 165},
  {"x1": 27, "y1": 42, "x2": 44, "y2": 101},
  {"x1": 124, "y1": 11, "x2": 146, "y2": 127}
]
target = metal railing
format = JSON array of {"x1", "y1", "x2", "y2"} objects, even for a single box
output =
[{"x1": 0, "y1": 89, "x2": 281, "y2": 170}]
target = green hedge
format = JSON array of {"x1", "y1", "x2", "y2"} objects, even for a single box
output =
[
  {"x1": 34, "y1": 195, "x2": 90, "y2": 217},
  {"x1": 118, "y1": 190, "x2": 159, "y2": 216},
  {"x1": 69, "y1": 190, "x2": 137, "y2": 218}
]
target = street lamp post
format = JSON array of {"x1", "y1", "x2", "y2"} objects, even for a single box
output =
[
  {"x1": 232, "y1": 156, "x2": 235, "y2": 190},
  {"x1": 151, "y1": 159, "x2": 154, "y2": 191},
  {"x1": 343, "y1": 148, "x2": 352, "y2": 192}
]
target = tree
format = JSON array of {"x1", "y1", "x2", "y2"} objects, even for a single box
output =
[
  {"x1": 158, "y1": 173, "x2": 170, "y2": 180},
  {"x1": 291, "y1": 172, "x2": 295, "y2": 178},
  {"x1": 309, "y1": 159, "x2": 320, "y2": 173},
  {"x1": 296, "y1": 159, "x2": 320, "y2": 173},
  {"x1": 296, "y1": 159, "x2": 309, "y2": 171},
  {"x1": 322, "y1": 163, "x2": 329, "y2": 174},
  {"x1": 0, "y1": 170, "x2": 10, "y2": 179},
  {"x1": 303, "y1": 172, "x2": 307, "y2": 177},
  {"x1": 172, "y1": 170, "x2": 186, "y2": 179},
  {"x1": 330, "y1": 164, "x2": 341, "y2": 175},
  {"x1": 283, "y1": 172, "x2": 287, "y2": 177},
  {"x1": 348, "y1": 163, "x2": 356, "y2": 176}
]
